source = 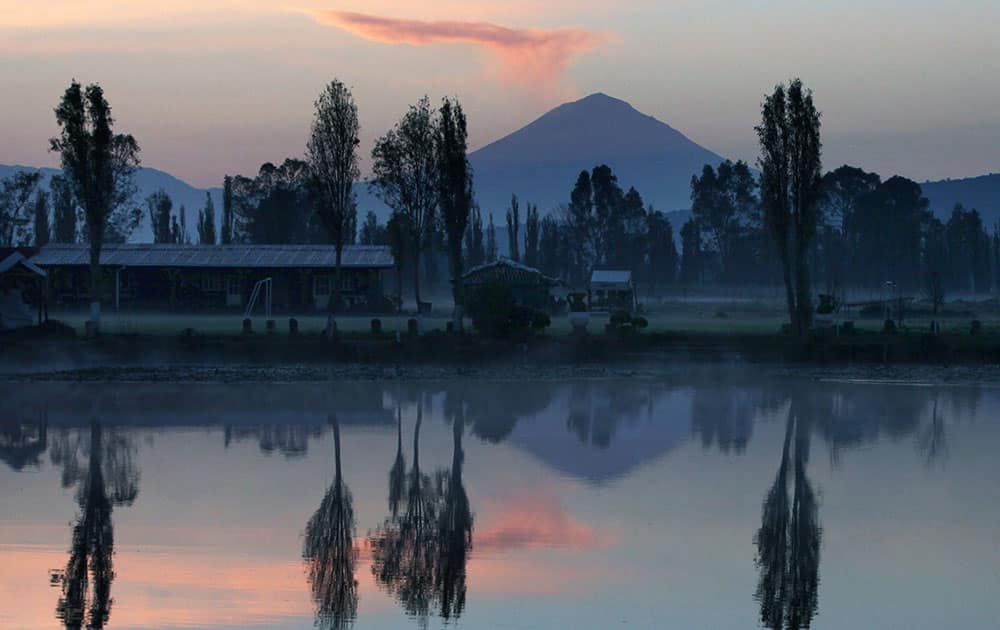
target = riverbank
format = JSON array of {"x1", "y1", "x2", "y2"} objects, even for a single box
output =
[{"x1": 2, "y1": 322, "x2": 998, "y2": 381}]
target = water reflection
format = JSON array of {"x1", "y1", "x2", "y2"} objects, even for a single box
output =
[
  {"x1": 369, "y1": 396, "x2": 474, "y2": 623},
  {"x1": 436, "y1": 398, "x2": 473, "y2": 620},
  {"x1": 303, "y1": 416, "x2": 359, "y2": 630},
  {"x1": 0, "y1": 376, "x2": 993, "y2": 629},
  {"x1": 754, "y1": 400, "x2": 821, "y2": 630},
  {"x1": 52, "y1": 420, "x2": 140, "y2": 629}
]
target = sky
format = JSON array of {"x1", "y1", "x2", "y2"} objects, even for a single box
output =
[{"x1": 1, "y1": 0, "x2": 998, "y2": 187}]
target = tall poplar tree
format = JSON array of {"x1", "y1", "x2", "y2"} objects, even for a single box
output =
[
  {"x1": 51, "y1": 81, "x2": 140, "y2": 330},
  {"x1": 756, "y1": 79, "x2": 822, "y2": 337},
  {"x1": 437, "y1": 97, "x2": 474, "y2": 328},
  {"x1": 307, "y1": 80, "x2": 361, "y2": 312}
]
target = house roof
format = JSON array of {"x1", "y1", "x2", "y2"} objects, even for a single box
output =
[
  {"x1": 0, "y1": 252, "x2": 46, "y2": 277},
  {"x1": 591, "y1": 269, "x2": 632, "y2": 285},
  {"x1": 29, "y1": 243, "x2": 394, "y2": 270},
  {"x1": 462, "y1": 257, "x2": 559, "y2": 286}
]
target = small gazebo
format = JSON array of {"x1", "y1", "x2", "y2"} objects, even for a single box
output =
[
  {"x1": 462, "y1": 258, "x2": 559, "y2": 311},
  {"x1": 589, "y1": 269, "x2": 636, "y2": 313}
]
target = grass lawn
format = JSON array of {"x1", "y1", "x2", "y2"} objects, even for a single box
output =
[{"x1": 48, "y1": 297, "x2": 1000, "y2": 338}]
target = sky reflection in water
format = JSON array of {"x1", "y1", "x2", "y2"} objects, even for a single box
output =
[{"x1": 1, "y1": 374, "x2": 998, "y2": 629}]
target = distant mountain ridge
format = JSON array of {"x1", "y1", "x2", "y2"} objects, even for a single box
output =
[
  {"x1": 921, "y1": 173, "x2": 1000, "y2": 225},
  {"x1": 0, "y1": 164, "x2": 221, "y2": 243},
  {"x1": 4, "y1": 93, "x2": 1000, "y2": 241},
  {"x1": 468, "y1": 92, "x2": 726, "y2": 214}
]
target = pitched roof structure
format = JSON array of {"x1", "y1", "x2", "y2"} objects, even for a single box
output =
[
  {"x1": 0, "y1": 252, "x2": 46, "y2": 277},
  {"x1": 462, "y1": 257, "x2": 559, "y2": 286},
  {"x1": 29, "y1": 243, "x2": 394, "y2": 269},
  {"x1": 590, "y1": 270, "x2": 632, "y2": 285}
]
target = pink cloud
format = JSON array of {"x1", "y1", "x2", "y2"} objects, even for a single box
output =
[
  {"x1": 308, "y1": 10, "x2": 609, "y2": 88},
  {"x1": 475, "y1": 495, "x2": 617, "y2": 552}
]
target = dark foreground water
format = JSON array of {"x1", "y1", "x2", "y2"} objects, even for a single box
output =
[{"x1": 1, "y1": 372, "x2": 998, "y2": 629}]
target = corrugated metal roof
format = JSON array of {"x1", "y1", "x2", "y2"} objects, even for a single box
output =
[
  {"x1": 462, "y1": 257, "x2": 559, "y2": 286},
  {"x1": 590, "y1": 270, "x2": 632, "y2": 285},
  {"x1": 0, "y1": 252, "x2": 47, "y2": 277},
  {"x1": 29, "y1": 243, "x2": 394, "y2": 269}
]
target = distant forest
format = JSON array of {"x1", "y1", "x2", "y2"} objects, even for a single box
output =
[{"x1": 188, "y1": 156, "x2": 999, "y2": 299}]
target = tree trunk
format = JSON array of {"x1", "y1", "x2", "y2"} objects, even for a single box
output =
[
  {"x1": 330, "y1": 243, "x2": 343, "y2": 314},
  {"x1": 332, "y1": 416, "x2": 342, "y2": 481},
  {"x1": 779, "y1": 242, "x2": 797, "y2": 336},
  {"x1": 450, "y1": 242, "x2": 464, "y2": 332},
  {"x1": 412, "y1": 238, "x2": 422, "y2": 310},
  {"x1": 795, "y1": 235, "x2": 813, "y2": 337},
  {"x1": 396, "y1": 266, "x2": 403, "y2": 313},
  {"x1": 88, "y1": 234, "x2": 102, "y2": 331}
]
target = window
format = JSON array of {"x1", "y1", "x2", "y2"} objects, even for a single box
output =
[
  {"x1": 313, "y1": 275, "x2": 330, "y2": 295},
  {"x1": 227, "y1": 276, "x2": 240, "y2": 296}
]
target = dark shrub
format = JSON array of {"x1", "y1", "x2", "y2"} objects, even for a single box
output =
[
  {"x1": 610, "y1": 310, "x2": 631, "y2": 327},
  {"x1": 567, "y1": 292, "x2": 587, "y2": 313},
  {"x1": 882, "y1": 319, "x2": 897, "y2": 334},
  {"x1": 370, "y1": 318, "x2": 382, "y2": 334},
  {"x1": 467, "y1": 281, "x2": 550, "y2": 338},
  {"x1": 632, "y1": 317, "x2": 649, "y2": 330},
  {"x1": 289, "y1": 318, "x2": 299, "y2": 335}
]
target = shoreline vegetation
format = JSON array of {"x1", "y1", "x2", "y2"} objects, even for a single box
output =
[{"x1": 3, "y1": 309, "x2": 999, "y2": 382}]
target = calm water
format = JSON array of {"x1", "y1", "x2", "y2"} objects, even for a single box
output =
[{"x1": 1, "y1": 373, "x2": 999, "y2": 629}]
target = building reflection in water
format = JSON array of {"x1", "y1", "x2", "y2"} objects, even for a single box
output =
[{"x1": 303, "y1": 415, "x2": 359, "y2": 630}]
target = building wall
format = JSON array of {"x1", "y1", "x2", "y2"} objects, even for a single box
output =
[{"x1": 43, "y1": 265, "x2": 388, "y2": 313}]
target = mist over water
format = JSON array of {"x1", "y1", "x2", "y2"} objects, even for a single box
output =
[{"x1": 2, "y1": 374, "x2": 998, "y2": 629}]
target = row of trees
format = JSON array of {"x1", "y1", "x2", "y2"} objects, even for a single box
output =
[
  {"x1": 0, "y1": 170, "x2": 139, "y2": 248},
  {"x1": 146, "y1": 189, "x2": 216, "y2": 245},
  {"x1": 683, "y1": 159, "x2": 1000, "y2": 296},
  {"x1": 222, "y1": 87, "x2": 474, "y2": 322}
]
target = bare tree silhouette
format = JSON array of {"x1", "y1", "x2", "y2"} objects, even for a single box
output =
[{"x1": 303, "y1": 416, "x2": 358, "y2": 630}]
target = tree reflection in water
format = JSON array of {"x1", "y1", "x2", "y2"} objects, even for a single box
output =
[
  {"x1": 389, "y1": 405, "x2": 406, "y2": 520},
  {"x1": 53, "y1": 420, "x2": 140, "y2": 629},
  {"x1": 303, "y1": 415, "x2": 358, "y2": 630},
  {"x1": 435, "y1": 394, "x2": 473, "y2": 620},
  {"x1": 370, "y1": 399, "x2": 438, "y2": 619},
  {"x1": 754, "y1": 401, "x2": 821, "y2": 630},
  {"x1": 369, "y1": 396, "x2": 473, "y2": 623}
]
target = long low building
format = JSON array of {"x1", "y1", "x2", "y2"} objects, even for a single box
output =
[{"x1": 29, "y1": 243, "x2": 395, "y2": 312}]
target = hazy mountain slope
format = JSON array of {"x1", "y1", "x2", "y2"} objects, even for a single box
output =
[
  {"x1": 0, "y1": 164, "x2": 221, "y2": 243},
  {"x1": 468, "y1": 92, "x2": 725, "y2": 214},
  {"x1": 921, "y1": 173, "x2": 1000, "y2": 225}
]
